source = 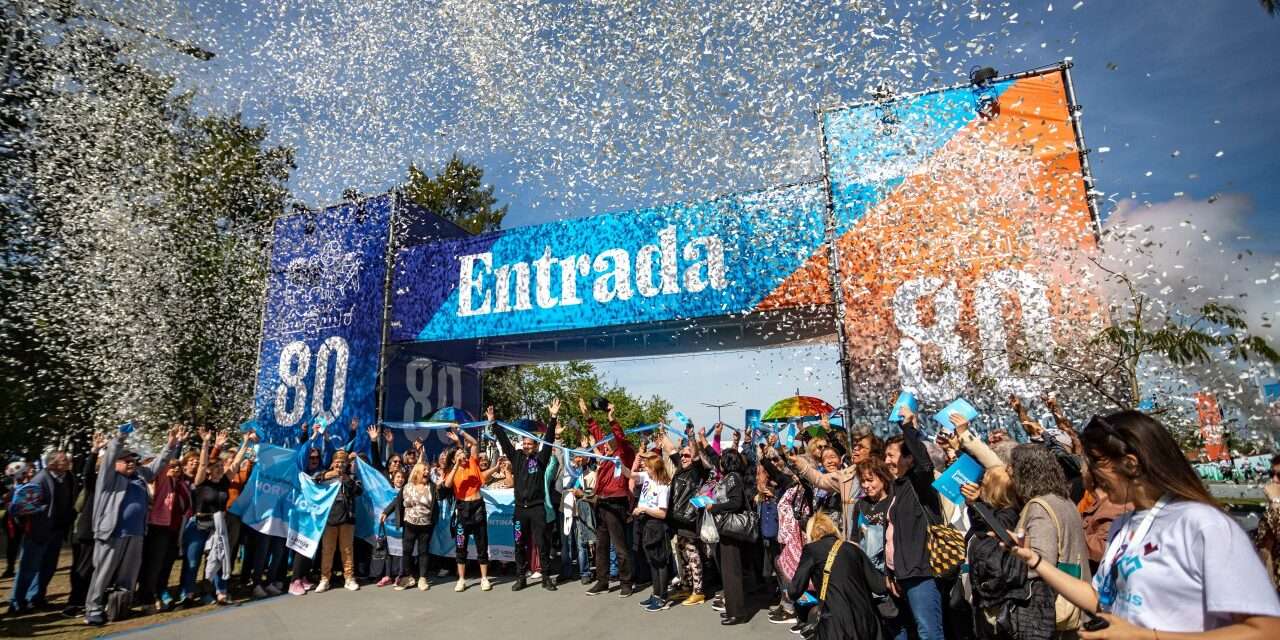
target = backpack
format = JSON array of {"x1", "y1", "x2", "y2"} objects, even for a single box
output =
[{"x1": 8, "y1": 482, "x2": 43, "y2": 517}]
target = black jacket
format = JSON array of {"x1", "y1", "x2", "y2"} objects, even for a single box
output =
[
  {"x1": 708, "y1": 471, "x2": 747, "y2": 516},
  {"x1": 886, "y1": 420, "x2": 942, "y2": 580},
  {"x1": 788, "y1": 536, "x2": 888, "y2": 640},
  {"x1": 667, "y1": 448, "x2": 714, "y2": 536},
  {"x1": 493, "y1": 418, "x2": 557, "y2": 511},
  {"x1": 26, "y1": 468, "x2": 76, "y2": 543}
]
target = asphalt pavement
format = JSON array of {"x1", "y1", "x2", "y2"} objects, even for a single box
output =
[{"x1": 104, "y1": 577, "x2": 790, "y2": 640}]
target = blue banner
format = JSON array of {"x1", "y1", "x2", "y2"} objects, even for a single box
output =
[
  {"x1": 429, "y1": 489, "x2": 516, "y2": 562},
  {"x1": 389, "y1": 182, "x2": 827, "y2": 343},
  {"x1": 229, "y1": 445, "x2": 340, "y2": 558},
  {"x1": 252, "y1": 196, "x2": 393, "y2": 446},
  {"x1": 354, "y1": 457, "x2": 403, "y2": 556}
]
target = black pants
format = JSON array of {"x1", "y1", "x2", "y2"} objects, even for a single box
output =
[
  {"x1": 514, "y1": 507, "x2": 550, "y2": 578},
  {"x1": 67, "y1": 540, "x2": 93, "y2": 608},
  {"x1": 403, "y1": 522, "x2": 434, "y2": 579},
  {"x1": 594, "y1": 498, "x2": 632, "y2": 587},
  {"x1": 454, "y1": 500, "x2": 489, "y2": 563},
  {"x1": 719, "y1": 538, "x2": 747, "y2": 617},
  {"x1": 291, "y1": 550, "x2": 311, "y2": 582},
  {"x1": 136, "y1": 527, "x2": 179, "y2": 604}
]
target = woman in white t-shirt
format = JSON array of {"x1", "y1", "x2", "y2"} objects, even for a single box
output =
[
  {"x1": 624, "y1": 449, "x2": 674, "y2": 612},
  {"x1": 1008, "y1": 410, "x2": 1280, "y2": 639}
]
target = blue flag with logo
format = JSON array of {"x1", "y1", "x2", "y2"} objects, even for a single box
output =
[
  {"x1": 230, "y1": 445, "x2": 340, "y2": 558},
  {"x1": 429, "y1": 489, "x2": 516, "y2": 562},
  {"x1": 354, "y1": 457, "x2": 402, "y2": 555}
]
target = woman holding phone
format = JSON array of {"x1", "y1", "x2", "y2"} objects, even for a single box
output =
[{"x1": 1005, "y1": 410, "x2": 1280, "y2": 638}]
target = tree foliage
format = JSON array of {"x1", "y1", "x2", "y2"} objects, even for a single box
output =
[
  {"x1": 402, "y1": 155, "x2": 507, "y2": 234},
  {"x1": 483, "y1": 361, "x2": 673, "y2": 446},
  {"x1": 0, "y1": 5, "x2": 292, "y2": 457}
]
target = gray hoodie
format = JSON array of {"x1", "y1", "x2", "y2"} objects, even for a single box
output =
[{"x1": 92, "y1": 433, "x2": 179, "y2": 541}]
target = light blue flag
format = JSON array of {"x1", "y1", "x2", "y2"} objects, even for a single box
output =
[
  {"x1": 230, "y1": 445, "x2": 340, "y2": 558},
  {"x1": 428, "y1": 488, "x2": 517, "y2": 562},
  {"x1": 354, "y1": 457, "x2": 402, "y2": 555}
]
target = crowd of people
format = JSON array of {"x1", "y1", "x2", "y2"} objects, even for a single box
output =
[{"x1": 5, "y1": 395, "x2": 1280, "y2": 639}]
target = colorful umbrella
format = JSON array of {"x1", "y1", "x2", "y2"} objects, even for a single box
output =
[
  {"x1": 761, "y1": 396, "x2": 835, "y2": 423},
  {"x1": 429, "y1": 406, "x2": 475, "y2": 423}
]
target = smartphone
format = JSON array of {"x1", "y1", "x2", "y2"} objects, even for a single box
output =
[
  {"x1": 970, "y1": 501, "x2": 1017, "y2": 548},
  {"x1": 1082, "y1": 614, "x2": 1110, "y2": 631}
]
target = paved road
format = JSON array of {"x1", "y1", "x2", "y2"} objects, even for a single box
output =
[{"x1": 105, "y1": 578, "x2": 788, "y2": 640}]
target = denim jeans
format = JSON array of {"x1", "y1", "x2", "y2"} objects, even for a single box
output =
[
  {"x1": 180, "y1": 520, "x2": 227, "y2": 598},
  {"x1": 559, "y1": 527, "x2": 590, "y2": 578},
  {"x1": 8, "y1": 535, "x2": 62, "y2": 608},
  {"x1": 900, "y1": 576, "x2": 945, "y2": 640}
]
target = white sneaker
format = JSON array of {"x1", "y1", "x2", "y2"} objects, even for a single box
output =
[
  {"x1": 438, "y1": 568, "x2": 449, "y2": 577},
  {"x1": 252, "y1": 585, "x2": 268, "y2": 599},
  {"x1": 315, "y1": 579, "x2": 330, "y2": 593},
  {"x1": 265, "y1": 583, "x2": 283, "y2": 596},
  {"x1": 344, "y1": 580, "x2": 360, "y2": 591},
  {"x1": 529, "y1": 571, "x2": 542, "y2": 581},
  {"x1": 480, "y1": 578, "x2": 492, "y2": 591},
  {"x1": 454, "y1": 579, "x2": 466, "y2": 592},
  {"x1": 418, "y1": 577, "x2": 429, "y2": 591}
]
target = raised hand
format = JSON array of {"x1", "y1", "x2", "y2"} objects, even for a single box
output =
[
  {"x1": 414, "y1": 437, "x2": 425, "y2": 452},
  {"x1": 948, "y1": 412, "x2": 970, "y2": 437},
  {"x1": 578, "y1": 397, "x2": 589, "y2": 416},
  {"x1": 366, "y1": 425, "x2": 379, "y2": 441},
  {"x1": 445, "y1": 429, "x2": 460, "y2": 445},
  {"x1": 92, "y1": 431, "x2": 108, "y2": 451},
  {"x1": 199, "y1": 427, "x2": 213, "y2": 444},
  {"x1": 820, "y1": 412, "x2": 831, "y2": 431},
  {"x1": 960, "y1": 482, "x2": 981, "y2": 502},
  {"x1": 245, "y1": 430, "x2": 259, "y2": 443},
  {"x1": 898, "y1": 403, "x2": 916, "y2": 424},
  {"x1": 486, "y1": 405, "x2": 496, "y2": 423},
  {"x1": 606, "y1": 401, "x2": 614, "y2": 422},
  {"x1": 214, "y1": 431, "x2": 229, "y2": 449},
  {"x1": 382, "y1": 428, "x2": 393, "y2": 444},
  {"x1": 548, "y1": 397, "x2": 561, "y2": 418}
]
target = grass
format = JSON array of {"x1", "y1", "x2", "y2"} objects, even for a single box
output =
[{"x1": 0, "y1": 549, "x2": 244, "y2": 639}]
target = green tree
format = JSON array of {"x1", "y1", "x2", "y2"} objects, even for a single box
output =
[
  {"x1": 483, "y1": 361, "x2": 672, "y2": 446},
  {"x1": 0, "y1": 5, "x2": 292, "y2": 454},
  {"x1": 402, "y1": 155, "x2": 507, "y2": 234}
]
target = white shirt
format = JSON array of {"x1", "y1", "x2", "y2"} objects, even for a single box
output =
[
  {"x1": 1093, "y1": 499, "x2": 1280, "y2": 632},
  {"x1": 635, "y1": 471, "x2": 670, "y2": 512}
]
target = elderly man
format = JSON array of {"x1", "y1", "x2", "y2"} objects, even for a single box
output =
[
  {"x1": 84, "y1": 425, "x2": 184, "y2": 626},
  {"x1": 8, "y1": 451, "x2": 75, "y2": 613}
]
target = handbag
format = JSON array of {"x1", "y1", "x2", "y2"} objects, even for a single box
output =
[
  {"x1": 372, "y1": 522, "x2": 389, "y2": 562},
  {"x1": 924, "y1": 496, "x2": 964, "y2": 579},
  {"x1": 1019, "y1": 498, "x2": 1083, "y2": 631},
  {"x1": 715, "y1": 510, "x2": 760, "y2": 544}
]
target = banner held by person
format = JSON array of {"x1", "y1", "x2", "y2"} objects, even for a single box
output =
[{"x1": 230, "y1": 444, "x2": 340, "y2": 558}]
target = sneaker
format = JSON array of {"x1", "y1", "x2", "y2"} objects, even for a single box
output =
[
  {"x1": 394, "y1": 579, "x2": 409, "y2": 591},
  {"x1": 643, "y1": 598, "x2": 671, "y2": 612},
  {"x1": 580, "y1": 574, "x2": 593, "y2": 586},
  {"x1": 710, "y1": 595, "x2": 725, "y2": 612},
  {"x1": 585, "y1": 583, "x2": 609, "y2": 596},
  {"x1": 480, "y1": 578, "x2": 492, "y2": 591},
  {"x1": 85, "y1": 612, "x2": 106, "y2": 626},
  {"x1": 682, "y1": 593, "x2": 706, "y2": 606},
  {"x1": 289, "y1": 580, "x2": 307, "y2": 596},
  {"x1": 344, "y1": 580, "x2": 360, "y2": 591},
  {"x1": 376, "y1": 576, "x2": 393, "y2": 587},
  {"x1": 638, "y1": 595, "x2": 658, "y2": 608},
  {"x1": 511, "y1": 577, "x2": 527, "y2": 592},
  {"x1": 252, "y1": 585, "x2": 268, "y2": 599},
  {"x1": 301, "y1": 577, "x2": 316, "y2": 591},
  {"x1": 454, "y1": 579, "x2": 466, "y2": 592},
  {"x1": 529, "y1": 571, "x2": 542, "y2": 580},
  {"x1": 315, "y1": 579, "x2": 330, "y2": 594},
  {"x1": 265, "y1": 583, "x2": 283, "y2": 596},
  {"x1": 789, "y1": 621, "x2": 807, "y2": 635},
  {"x1": 769, "y1": 608, "x2": 798, "y2": 624},
  {"x1": 418, "y1": 577, "x2": 430, "y2": 591},
  {"x1": 61, "y1": 605, "x2": 83, "y2": 618},
  {"x1": 618, "y1": 584, "x2": 634, "y2": 598}
]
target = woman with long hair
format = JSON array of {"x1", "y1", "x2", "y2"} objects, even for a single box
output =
[
  {"x1": 625, "y1": 449, "x2": 674, "y2": 611},
  {"x1": 443, "y1": 426, "x2": 497, "y2": 592},
  {"x1": 179, "y1": 429, "x2": 233, "y2": 606},
  {"x1": 709, "y1": 448, "x2": 751, "y2": 626},
  {"x1": 1007, "y1": 410, "x2": 1280, "y2": 638},
  {"x1": 788, "y1": 511, "x2": 888, "y2": 640}
]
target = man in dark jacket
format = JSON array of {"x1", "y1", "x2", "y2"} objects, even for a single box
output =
[
  {"x1": 8, "y1": 450, "x2": 75, "y2": 613},
  {"x1": 884, "y1": 407, "x2": 945, "y2": 640},
  {"x1": 490, "y1": 401, "x2": 559, "y2": 592}
]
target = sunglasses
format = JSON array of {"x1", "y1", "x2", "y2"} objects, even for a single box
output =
[{"x1": 1083, "y1": 414, "x2": 1134, "y2": 457}]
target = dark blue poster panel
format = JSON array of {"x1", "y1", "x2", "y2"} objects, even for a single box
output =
[{"x1": 252, "y1": 197, "x2": 392, "y2": 446}]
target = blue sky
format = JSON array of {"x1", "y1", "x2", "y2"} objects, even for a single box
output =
[{"x1": 148, "y1": 1, "x2": 1280, "y2": 426}]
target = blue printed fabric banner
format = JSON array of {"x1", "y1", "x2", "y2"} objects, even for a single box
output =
[
  {"x1": 354, "y1": 457, "x2": 403, "y2": 556},
  {"x1": 429, "y1": 489, "x2": 516, "y2": 562},
  {"x1": 252, "y1": 196, "x2": 393, "y2": 446},
  {"x1": 389, "y1": 182, "x2": 827, "y2": 343},
  {"x1": 230, "y1": 445, "x2": 340, "y2": 558}
]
